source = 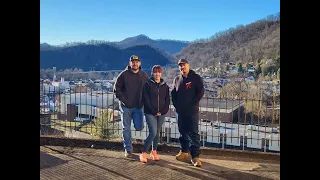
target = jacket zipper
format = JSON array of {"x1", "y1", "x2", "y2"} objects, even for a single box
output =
[{"x1": 157, "y1": 88, "x2": 160, "y2": 112}]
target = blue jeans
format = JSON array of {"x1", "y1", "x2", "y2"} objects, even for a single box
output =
[
  {"x1": 119, "y1": 105, "x2": 144, "y2": 152},
  {"x1": 143, "y1": 114, "x2": 165, "y2": 152}
]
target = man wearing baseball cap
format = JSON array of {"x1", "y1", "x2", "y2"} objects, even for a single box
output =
[
  {"x1": 171, "y1": 58, "x2": 204, "y2": 167},
  {"x1": 113, "y1": 55, "x2": 149, "y2": 158}
]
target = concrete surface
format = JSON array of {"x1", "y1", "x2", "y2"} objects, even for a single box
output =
[
  {"x1": 40, "y1": 146, "x2": 280, "y2": 180},
  {"x1": 40, "y1": 136, "x2": 280, "y2": 161}
]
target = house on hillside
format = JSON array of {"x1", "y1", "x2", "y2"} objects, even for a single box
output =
[
  {"x1": 248, "y1": 67, "x2": 255, "y2": 73},
  {"x1": 245, "y1": 76, "x2": 255, "y2": 83}
]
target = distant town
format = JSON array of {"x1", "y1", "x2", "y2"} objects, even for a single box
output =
[
  {"x1": 40, "y1": 59, "x2": 280, "y2": 98},
  {"x1": 40, "y1": 57, "x2": 280, "y2": 153}
]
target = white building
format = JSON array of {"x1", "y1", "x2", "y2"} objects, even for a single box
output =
[
  {"x1": 42, "y1": 77, "x2": 70, "y2": 93},
  {"x1": 59, "y1": 91, "x2": 119, "y2": 118}
]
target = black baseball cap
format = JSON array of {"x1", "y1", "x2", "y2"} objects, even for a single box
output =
[
  {"x1": 130, "y1": 55, "x2": 140, "y2": 61},
  {"x1": 178, "y1": 58, "x2": 188, "y2": 65}
]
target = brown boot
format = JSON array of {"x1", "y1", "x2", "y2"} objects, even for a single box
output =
[
  {"x1": 191, "y1": 158, "x2": 202, "y2": 167},
  {"x1": 175, "y1": 151, "x2": 191, "y2": 162}
]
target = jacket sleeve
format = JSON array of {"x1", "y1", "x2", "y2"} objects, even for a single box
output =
[
  {"x1": 171, "y1": 78, "x2": 178, "y2": 108},
  {"x1": 142, "y1": 82, "x2": 158, "y2": 115},
  {"x1": 160, "y1": 85, "x2": 170, "y2": 115},
  {"x1": 191, "y1": 75, "x2": 204, "y2": 105},
  {"x1": 113, "y1": 72, "x2": 128, "y2": 105}
]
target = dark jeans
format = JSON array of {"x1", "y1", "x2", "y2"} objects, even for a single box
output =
[{"x1": 177, "y1": 113, "x2": 200, "y2": 158}]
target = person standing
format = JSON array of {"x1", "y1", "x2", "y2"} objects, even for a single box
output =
[
  {"x1": 139, "y1": 65, "x2": 170, "y2": 163},
  {"x1": 171, "y1": 58, "x2": 204, "y2": 167},
  {"x1": 113, "y1": 55, "x2": 149, "y2": 157}
]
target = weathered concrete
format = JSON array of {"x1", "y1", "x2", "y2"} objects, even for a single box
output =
[
  {"x1": 40, "y1": 136, "x2": 280, "y2": 162},
  {"x1": 40, "y1": 145, "x2": 280, "y2": 180}
]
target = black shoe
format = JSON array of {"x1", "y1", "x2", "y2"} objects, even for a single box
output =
[{"x1": 125, "y1": 151, "x2": 132, "y2": 158}]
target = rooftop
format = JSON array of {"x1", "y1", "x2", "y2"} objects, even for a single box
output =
[{"x1": 199, "y1": 99, "x2": 244, "y2": 110}]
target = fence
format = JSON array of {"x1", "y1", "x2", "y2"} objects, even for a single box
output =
[{"x1": 40, "y1": 83, "x2": 280, "y2": 153}]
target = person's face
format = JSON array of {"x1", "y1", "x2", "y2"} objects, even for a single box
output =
[
  {"x1": 129, "y1": 60, "x2": 141, "y2": 70},
  {"x1": 179, "y1": 63, "x2": 190, "y2": 74},
  {"x1": 152, "y1": 70, "x2": 162, "y2": 80}
]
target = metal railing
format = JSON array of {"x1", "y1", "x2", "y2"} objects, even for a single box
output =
[{"x1": 40, "y1": 83, "x2": 280, "y2": 153}]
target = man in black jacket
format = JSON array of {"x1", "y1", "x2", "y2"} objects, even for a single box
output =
[
  {"x1": 113, "y1": 55, "x2": 149, "y2": 157},
  {"x1": 171, "y1": 58, "x2": 204, "y2": 167}
]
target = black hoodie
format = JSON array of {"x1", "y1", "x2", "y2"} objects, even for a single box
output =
[
  {"x1": 171, "y1": 70, "x2": 204, "y2": 115},
  {"x1": 113, "y1": 66, "x2": 149, "y2": 108},
  {"x1": 142, "y1": 77, "x2": 170, "y2": 116}
]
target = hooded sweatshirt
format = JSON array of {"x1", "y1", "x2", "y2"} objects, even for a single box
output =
[
  {"x1": 113, "y1": 66, "x2": 149, "y2": 108},
  {"x1": 171, "y1": 69, "x2": 204, "y2": 115}
]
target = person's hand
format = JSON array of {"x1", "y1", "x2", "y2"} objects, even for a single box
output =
[{"x1": 156, "y1": 112, "x2": 161, "y2": 116}]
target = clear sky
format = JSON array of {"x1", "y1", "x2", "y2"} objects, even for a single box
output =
[{"x1": 40, "y1": 0, "x2": 280, "y2": 45}]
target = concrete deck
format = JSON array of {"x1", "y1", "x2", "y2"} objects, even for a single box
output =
[{"x1": 40, "y1": 145, "x2": 280, "y2": 180}]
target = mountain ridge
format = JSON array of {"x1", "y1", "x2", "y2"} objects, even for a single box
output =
[
  {"x1": 40, "y1": 44, "x2": 173, "y2": 71},
  {"x1": 41, "y1": 34, "x2": 189, "y2": 55}
]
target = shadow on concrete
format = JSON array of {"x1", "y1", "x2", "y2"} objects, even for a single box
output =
[
  {"x1": 40, "y1": 151, "x2": 68, "y2": 169},
  {"x1": 42, "y1": 146, "x2": 135, "y2": 180},
  {"x1": 43, "y1": 146, "x2": 278, "y2": 180},
  {"x1": 129, "y1": 155, "x2": 276, "y2": 180}
]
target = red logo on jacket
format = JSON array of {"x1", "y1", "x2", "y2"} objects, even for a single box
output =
[{"x1": 186, "y1": 82, "x2": 192, "y2": 89}]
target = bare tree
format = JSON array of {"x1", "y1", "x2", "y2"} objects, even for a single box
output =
[{"x1": 94, "y1": 110, "x2": 119, "y2": 139}]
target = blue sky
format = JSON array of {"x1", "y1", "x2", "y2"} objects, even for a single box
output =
[{"x1": 40, "y1": 0, "x2": 280, "y2": 45}]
